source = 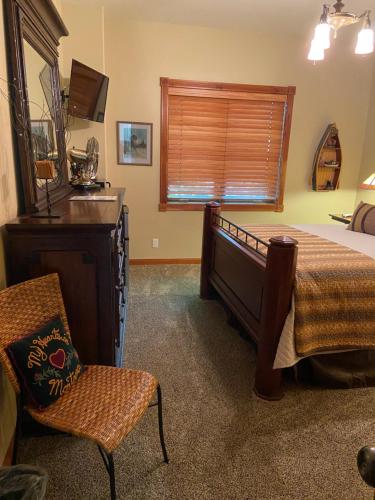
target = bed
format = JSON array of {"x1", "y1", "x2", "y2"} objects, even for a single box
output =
[{"x1": 200, "y1": 202, "x2": 375, "y2": 400}]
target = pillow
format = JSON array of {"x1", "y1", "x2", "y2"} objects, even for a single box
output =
[
  {"x1": 347, "y1": 201, "x2": 375, "y2": 236},
  {"x1": 6, "y1": 316, "x2": 84, "y2": 409}
]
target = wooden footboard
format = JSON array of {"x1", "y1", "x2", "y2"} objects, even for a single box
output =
[{"x1": 200, "y1": 202, "x2": 298, "y2": 400}]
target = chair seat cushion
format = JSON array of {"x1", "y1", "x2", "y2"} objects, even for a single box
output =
[
  {"x1": 6, "y1": 316, "x2": 84, "y2": 409},
  {"x1": 27, "y1": 365, "x2": 158, "y2": 453}
]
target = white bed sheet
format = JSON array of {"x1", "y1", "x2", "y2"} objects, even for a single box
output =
[{"x1": 273, "y1": 224, "x2": 375, "y2": 369}]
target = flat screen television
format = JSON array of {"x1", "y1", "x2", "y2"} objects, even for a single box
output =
[{"x1": 67, "y1": 59, "x2": 109, "y2": 123}]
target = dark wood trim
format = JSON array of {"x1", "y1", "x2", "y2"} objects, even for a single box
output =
[
  {"x1": 160, "y1": 82, "x2": 169, "y2": 205},
  {"x1": 200, "y1": 202, "x2": 220, "y2": 298},
  {"x1": 130, "y1": 258, "x2": 201, "y2": 265},
  {"x1": 276, "y1": 92, "x2": 295, "y2": 211},
  {"x1": 12, "y1": 0, "x2": 68, "y2": 56},
  {"x1": 116, "y1": 121, "x2": 153, "y2": 166},
  {"x1": 254, "y1": 236, "x2": 297, "y2": 400},
  {"x1": 200, "y1": 203, "x2": 298, "y2": 400},
  {"x1": 4, "y1": 0, "x2": 70, "y2": 214},
  {"x1": 159, "y1": 202, "x2": 279, "y2": 212},
  {"x1": 160, "y1": 77, "x2": 296, "y2": 96},
  {"x1": 16, "y1": 0, "x2": 68, "y2": 47}
]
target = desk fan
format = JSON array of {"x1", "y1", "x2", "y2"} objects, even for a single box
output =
[{"x1": 68, "y1": 137, "x2": 99, "y2": 187}]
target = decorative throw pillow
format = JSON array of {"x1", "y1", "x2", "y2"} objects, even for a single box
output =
[
  {"x1": 347, "y1": 201, "x2": 375, "y2": 236},
  {"x1": 6, "y1": 316, "x2": 85, "y2": 409}
]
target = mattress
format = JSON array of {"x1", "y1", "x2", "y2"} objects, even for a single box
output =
[{"x1": 273, "y1": 224, "x2": 375, "y2": 369}]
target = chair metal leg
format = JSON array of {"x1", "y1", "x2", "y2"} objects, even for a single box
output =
[
  {"x1": 157, "y1": 384, "x2": 169, "y2": 464},
  {"x1": 98, "y1": 445, "x2": 116, "y2": 500},
  {"x1": 107, "y1": 453, "x2": 116, "y2": 500},
  {"x1": 96, "y1": 385, "x2": 168, "y2": 499}
]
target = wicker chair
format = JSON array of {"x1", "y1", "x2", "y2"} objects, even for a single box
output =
[{"x1": 0, "y1": 273, "x2": 169, "y2": 500}]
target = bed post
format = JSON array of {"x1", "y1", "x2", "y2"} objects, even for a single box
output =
[
  {"x1": 254, "y1": 235, "x2": 298, "y2": 401},
  {"x1": 200, "y1": 202, "x2": 221, "y2": 299}
]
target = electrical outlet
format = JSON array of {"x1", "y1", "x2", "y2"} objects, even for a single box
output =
[{"x1": 152, "y1": 238, "x2": 159, "y2": 248}]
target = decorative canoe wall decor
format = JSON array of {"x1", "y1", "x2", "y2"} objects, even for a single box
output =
[{"x1": 312, "y1": 123, "x2": 342, "y2": 192}]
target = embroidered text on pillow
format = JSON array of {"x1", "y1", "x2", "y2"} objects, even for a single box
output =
[{"x1": 6, "y1": 316, "x2": 84, "y2": 409}]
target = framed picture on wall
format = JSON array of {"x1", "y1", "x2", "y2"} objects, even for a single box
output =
[
  {"x1": 30, "y1": 119, "x2": 55, "y2": 151},
  {"x1": 117, "y1": 121, "x2": 153, "y2": 166}
]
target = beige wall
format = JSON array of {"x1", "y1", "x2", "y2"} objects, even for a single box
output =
[
  {"x1": 356, "y1": 70, "x2": 375, "y2": 207},
  {"x1": 60, "y1": 3, "x2": 107, "y2": 178},
  {"x1": 96, "y1": 15, "x2": 372, "y2": 258},
  {"x1": 0, "y1": 0, "x2": 18, "y2": 464},
  {"x1": 59, "y1": 6, "x2": 375, "y2": 258},
  {"x1": 60, "y1": 3, "x2": 375, "y2": 258}
]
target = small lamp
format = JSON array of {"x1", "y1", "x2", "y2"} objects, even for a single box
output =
[
  {"x1": 32, "y1": 160, "x2": 60, "y2": 218},
  {"x1": 360, "y1": 173, "x2": 375, "y2": 190}
]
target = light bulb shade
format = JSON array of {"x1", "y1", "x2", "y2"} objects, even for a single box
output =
[
  {"x1": 355, "y1": 28, "x2": 374, "y2": 55},
  {"x1": 360, "y1": 173, "x2": 375, "y2": 189},
  {"x1": 308, "y1": 40, "x2": 325, "y2": 61},
  {"x1": 314, "y1": 22, "x2": 331, "y2": 49}
]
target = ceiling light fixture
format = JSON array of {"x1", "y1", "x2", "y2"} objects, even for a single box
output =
[{"x1": 308, "y1": 1, "x2": 374, "y2": 62}]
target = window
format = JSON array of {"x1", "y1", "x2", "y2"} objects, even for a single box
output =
[{"x1": 159, "y1": 78, "x2": 296, "y2": 212}]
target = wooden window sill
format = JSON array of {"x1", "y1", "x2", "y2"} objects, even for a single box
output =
[{"x1": 159, "y1": 203, "x2": 283, "y2": 212}]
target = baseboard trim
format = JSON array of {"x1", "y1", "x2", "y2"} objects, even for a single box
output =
[{"x1": 130, "y1": 258, "x2": 201, "y2": 265}]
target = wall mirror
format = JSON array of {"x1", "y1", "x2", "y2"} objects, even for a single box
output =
[{"x1": 5, "y1": 0, "x2": 71, "y2": 214}]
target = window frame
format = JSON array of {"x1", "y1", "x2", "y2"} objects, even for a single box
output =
[{"x1": 159, "y1": 78, "x2": 296, "y2": 212}]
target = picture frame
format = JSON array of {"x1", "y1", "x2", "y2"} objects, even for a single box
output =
[
  {"x1": 117, "y1": 121, "x2": 153, "y2": 166},
  {"x1": 30, "y1": 119, "x2": 55, "y2": 152}
]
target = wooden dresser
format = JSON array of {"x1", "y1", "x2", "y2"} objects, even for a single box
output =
[{"x1": 5, "y1": 188, "x2": 128, "y2": 367}]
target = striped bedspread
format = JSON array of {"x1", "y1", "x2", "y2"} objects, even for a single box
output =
[{"x1": 239, "y1": 225, "x2": 375, "y2": 356}]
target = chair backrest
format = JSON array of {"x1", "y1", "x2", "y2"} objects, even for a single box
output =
[{"x1": 0, "y1": 273, "x2": 70, "y2": 393}]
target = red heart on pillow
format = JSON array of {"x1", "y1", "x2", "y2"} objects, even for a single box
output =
[{"x1": 49, "y1": 349, "x2": 66, "y2": 370}]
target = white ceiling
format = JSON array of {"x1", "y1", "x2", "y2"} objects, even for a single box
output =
[{"x1": 63, "y1": 0, "x2": 375, "y2": 35}]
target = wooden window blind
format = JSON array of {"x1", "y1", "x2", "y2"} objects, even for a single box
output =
[{"x1": 160, "y1": 78, "x2": 296, "y2": 212}]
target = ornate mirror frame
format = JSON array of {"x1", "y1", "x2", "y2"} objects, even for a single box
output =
[{"x1": 5, "y1": 0, "x2": 71, "y2": 214}]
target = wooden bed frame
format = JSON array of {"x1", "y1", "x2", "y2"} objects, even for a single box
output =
[{"x1": 200, "y1": 202, "x2": 298, "y2": 401}]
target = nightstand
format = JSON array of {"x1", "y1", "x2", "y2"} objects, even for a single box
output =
[{"x1": 329, "y1": 213, "x2": 352, "y2": 224}]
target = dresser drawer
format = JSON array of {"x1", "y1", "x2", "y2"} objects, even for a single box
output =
[{"x1": 112, "y1": 205, "x2": 129, "y2": 367}]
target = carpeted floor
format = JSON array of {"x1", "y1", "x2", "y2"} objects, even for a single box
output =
[{"x1": 19, "y1": 265, "x2": 375, "y2": 499}]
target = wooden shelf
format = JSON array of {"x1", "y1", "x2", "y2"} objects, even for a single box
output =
[{"x1": 312, "y1": 123, "x2": 342, "y2": 192}]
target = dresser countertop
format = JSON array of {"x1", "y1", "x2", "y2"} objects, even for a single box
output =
[{"x1": 6, "y1": 187, "x2": 125, "y2": 231}]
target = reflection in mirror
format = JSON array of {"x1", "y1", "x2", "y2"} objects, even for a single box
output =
[{"x1": 23, "y1": 40, "x2": 63, "y2": 191}]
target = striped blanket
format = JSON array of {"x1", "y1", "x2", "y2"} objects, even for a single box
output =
[{"x1": 239, "y1": 225, "x2": 375, "y2": 356}]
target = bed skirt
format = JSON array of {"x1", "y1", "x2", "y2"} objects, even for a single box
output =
[{"x1": 297, "y1": 351, "x2": 375, "y2": 389}]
